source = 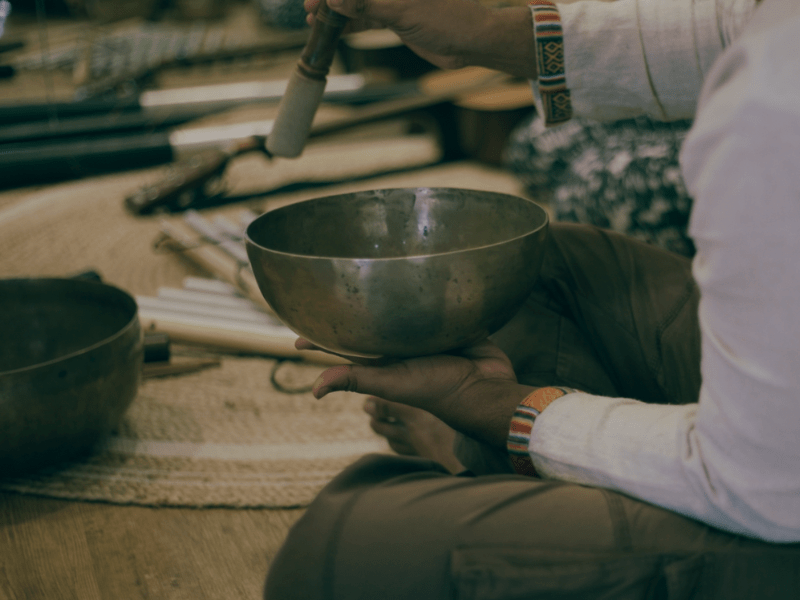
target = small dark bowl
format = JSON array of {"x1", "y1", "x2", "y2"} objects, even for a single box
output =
[{"x1": 0, "y1": 278, "x2": 142, "y2": 477}]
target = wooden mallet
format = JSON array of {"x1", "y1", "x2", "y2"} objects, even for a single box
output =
[{"x1": 266, "y1": 1, "x2": 349, "y2": 158}]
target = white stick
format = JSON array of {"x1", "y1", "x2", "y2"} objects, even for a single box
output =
[
  {"x1": 136, "y1": 296, "x2": 273, "y2": 325},
  {"x1": 157, "y1": 287, "x2": 265, "y2": 312},
  {"x1": 181, "y1": 277, "x2": 238, "y2": 296},
  {"x1": 183, "y1": 210, "x2": 250, "y2": 264},
  {"x1": 139, "y1": 307, "x2": 292, "y2": 336},
  {"x1": 211, "y1": 215, "x2": 245, "y2": 241},
  {"x1": 239, "y1": 209, "x2": 261, "y2": 229}
]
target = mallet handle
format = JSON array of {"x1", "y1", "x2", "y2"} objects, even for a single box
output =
[
  {"x1": 265, "y1": 1, "x2": 349, "y2": 158},
  {"x1": 298, "y1": 1, "x2": 349, "y2": 80}
]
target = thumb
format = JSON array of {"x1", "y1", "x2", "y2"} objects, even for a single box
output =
[
  {"x1": 312, "y1": 364, "x2": 355, "y2": 398},
  {"x1": 311, "y1": 362, "x2": 409, "y2": 400}
]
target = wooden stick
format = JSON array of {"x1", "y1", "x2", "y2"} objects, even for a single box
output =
[{"x1": 142, "y1": 357, "x2": 222, "y2": 379}]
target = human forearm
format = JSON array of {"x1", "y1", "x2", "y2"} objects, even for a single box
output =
[
  {"x1": 434, "y1": 379, "x2": 538, "y2": 450},
  {"x1": 315, "y1": 0, "x2": 537, "y2": 78},
  {"x1": 459, "y1": 6, "x2": 538, "y2": 80}
]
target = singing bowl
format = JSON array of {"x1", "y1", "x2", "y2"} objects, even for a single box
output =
[
  {"x1": 245, "y1": 188, "x2": 549, "y2": 358},
  {"x1": 0, "y1": 278, "x2": 142, "y2": 478}
]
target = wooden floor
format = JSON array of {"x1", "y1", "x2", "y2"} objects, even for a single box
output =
[{"x1": 0, "y1": 491, "x2": 304, "y2": 600}]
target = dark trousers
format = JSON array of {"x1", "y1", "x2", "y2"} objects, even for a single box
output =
[{"x1": 264, "y1": 224, "x2": 800, "y2": 599}]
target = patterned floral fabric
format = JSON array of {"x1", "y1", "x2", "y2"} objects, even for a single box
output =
[{"x1": 505, "y1": 114, "x2": 696, "y2": 257}]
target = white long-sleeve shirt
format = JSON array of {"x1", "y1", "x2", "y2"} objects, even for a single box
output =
[
  {"x1": 528, "y1": 0, "x2": 800, "y2": 542},
  {"x1": 531, "y1": 0, "x2": 758, "y2": 122}
]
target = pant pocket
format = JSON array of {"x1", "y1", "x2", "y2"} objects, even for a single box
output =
[
  {"x1": 451, "y1": 546, "x2": 708, "y2": 600},
  {"x1": 697, "y1": 549, "x2": 800, "y2": 600}
]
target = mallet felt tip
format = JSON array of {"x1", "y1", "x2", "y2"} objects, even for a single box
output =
[{"x1": 266, "y1": 1, "x2": 349, "y2": 158}]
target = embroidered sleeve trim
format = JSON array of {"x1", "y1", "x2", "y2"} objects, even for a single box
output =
[{"x1": 529, "y1": 0, "x2": 573, "y2": 124}]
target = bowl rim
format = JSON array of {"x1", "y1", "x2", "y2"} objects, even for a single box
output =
[
  {"x1": 0, "y1": 277, "x2": 140, "y2": 377},
  {"x1": 245, "y1": 187, "x2": 550, "y2": 261}
]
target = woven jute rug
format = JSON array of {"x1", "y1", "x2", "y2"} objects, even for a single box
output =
[
  {"x1": 0, "y1": 144, "x2": 527, "y2": 507},
  {"x1": 0, "y1": 165, "x2": 393, "y2": 508},
  {"x1": 0, "y1": 356, "x2": 389, "y2": 508}
]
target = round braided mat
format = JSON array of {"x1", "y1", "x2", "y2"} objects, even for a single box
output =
[
  {"x1": 0, "y1": 156, "x2": 526, "y2": 507},
  {"x1": 0, "y1": 356, "x2": 388, "y2": 508}
]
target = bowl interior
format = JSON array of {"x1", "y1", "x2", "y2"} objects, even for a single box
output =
[
  {"x1": 0, "y1": 279, "x2": 138, "y2": 374},
  {"x1": 246, "y1": 187, "x2": 547, "y2": 259}
]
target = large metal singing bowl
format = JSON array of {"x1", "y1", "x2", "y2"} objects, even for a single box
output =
[
  {"x1": 0, "y1": 278, "x2": 142, "y2": 478},
  {"x1": 246, "y1": 188, "x2": 549, "y2": 358}
]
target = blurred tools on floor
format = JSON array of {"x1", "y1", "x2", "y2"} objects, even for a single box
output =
[
  {"x1": 0, "y1": 35, "x2": 21, "y2": 80},
  {"x1": 0, "y1": 73, "x2": 366, "y2": 141},
  {"x1": 0, "y1": 75, "x2": 424, "y2": 188},
  {"x1": 125, "y1": 67, "x2": 534, "y2": 215},
  {"x1": 141, "y1": 330, "x2": 222, "y2": 378},
  {"x1": 154, "y1": 208, "x2": 271, "y2": 312},
  {"x1": 148, "y1": 209, "x2": 345, "y2": 364},
  {"x1": 0, "y1": 3, "x2": 323, "y2": 187},
  {"x1": 72, "y1": 26, "x2": 310, "y2": 100},
  {"x1": 0, "y1": 2, "x2": 534, "y2": 198},
  {"x1": 137, "y1": 276, "x2": 346, "y2": 365},
  {"x1": 0, "y1": 1, "x2": 10, "y2": 40},
  {"x1": 5, "y1": 14, "x2": 310, "y2": 98}
]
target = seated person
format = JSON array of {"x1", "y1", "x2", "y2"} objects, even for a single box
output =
[{"x1": 267, "y1": 0, "x2": 800, "y2": 598}]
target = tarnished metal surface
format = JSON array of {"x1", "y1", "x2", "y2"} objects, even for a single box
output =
[
  {"x1": 246, "y1": 188, "x2": 549, "y2": 357},
  {"x1": 0, "y1": 278, "x2": 142, "y2": 477}
]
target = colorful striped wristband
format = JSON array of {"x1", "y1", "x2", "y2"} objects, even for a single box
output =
[
  {"x1": 529, "y1": 0, "x2": 573, "y2": 125},
  {"x1": 507, "y1": 386, "x2": 576, "y2": 476}
]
